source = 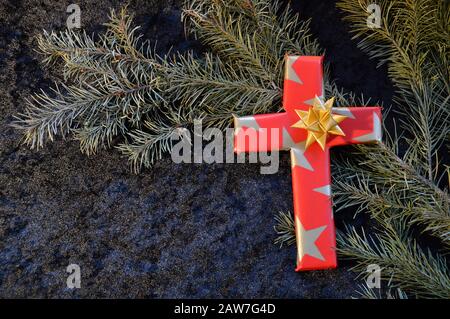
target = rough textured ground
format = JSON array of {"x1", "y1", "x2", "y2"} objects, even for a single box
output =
[{"x1": 0, "y1": 0, "x2": 393, "y2": 298}]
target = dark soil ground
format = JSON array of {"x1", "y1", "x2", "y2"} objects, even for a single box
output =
[{"x1": 0, "y1": 0, "x2": 394, "y2": 298}]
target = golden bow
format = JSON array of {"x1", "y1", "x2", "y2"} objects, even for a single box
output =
[{"x1": 292, "y1": 96, "x2": 347, "y2": 150}]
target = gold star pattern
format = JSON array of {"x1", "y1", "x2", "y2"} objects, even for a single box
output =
[
  {"x1": 292, "y1": 96, "x2": 347, "y2": 150},
  {"x1": 295, "y1": 216, "x2": 327, "y2": 262}
]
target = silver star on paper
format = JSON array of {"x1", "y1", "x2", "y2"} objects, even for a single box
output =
[{"x1": 296, "y1": 216, "x2": 327, "y2": 262}]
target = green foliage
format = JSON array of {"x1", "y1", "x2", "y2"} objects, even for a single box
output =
[
  {"x1": 333, "y1": 142, "x2": 450, "y2": 244},
  {"x1": 12, "y1": 9, "x2": 165, "y2": 158},
  {"x1": 333, "y1": 1, "x2": 450, "y2": 296},
  {"x1": 337, "y1": 220, "x2": 450, "y2": 299},
  {"x1": 336, "y1": 0, "x2": 450, "y2": 180},
  {"x1": 354, "y1": 285, "x2": 408, "y2": 299},
  {"x1": 274, "y1": 211, "x2": 296, "y2": 247}
]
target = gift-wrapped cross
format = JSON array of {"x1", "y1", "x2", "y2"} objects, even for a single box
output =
[{"x1": 234, "y1": 56, "x2": 382, "y2": 271}]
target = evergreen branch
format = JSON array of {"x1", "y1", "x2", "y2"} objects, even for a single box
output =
[
  {"x1": 12, "y1": 9, "x2": 164, "y2": 154},
  {"x1": 274, "y1": 211, "x2": 450, "y2": 298},
  {"x1": 165, "y1": 52, "x2": 282, "y2": 128},
  {"x1": 337, "y1": 0, "x2": 450, "y2": 181},
  {"x1": 183, "y1": 1, "x2": 278, "y2": 84},
  {"x1": 117, "y1": 121, "x2": 177, "y2": 173},
  {"x1": 183, "y1": 0, "x2": 321, "y2": 87},
  {"x1": 354, "y1": 285, "x2": 408, "y2": 299},
  {"x1": 337, "y1": 219, "x2": 450, "y2": 299},
  {"x1": 274, "y1": 211, "x2": 296, "y2": 247}
]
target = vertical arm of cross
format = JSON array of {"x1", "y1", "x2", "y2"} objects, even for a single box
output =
[{"x1": 290, "y1": 143, "x2": 337, "y2": 271}]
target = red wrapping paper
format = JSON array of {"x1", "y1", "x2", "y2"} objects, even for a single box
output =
[{"x1": 234, "y1": 56, "x2": 382, "y2": 271}]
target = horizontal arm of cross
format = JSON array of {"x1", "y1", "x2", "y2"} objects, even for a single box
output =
[{"x1": 327, "y1": 107, "x2": 382, "y2": 148}]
